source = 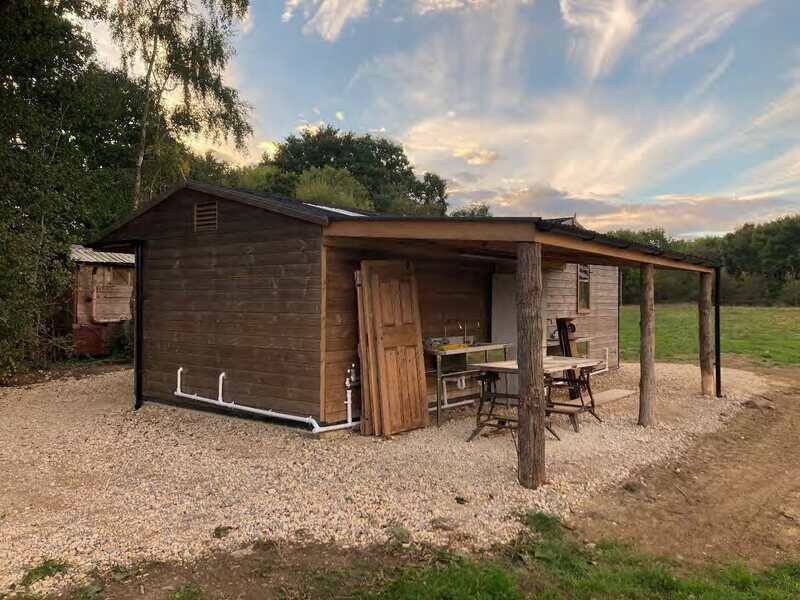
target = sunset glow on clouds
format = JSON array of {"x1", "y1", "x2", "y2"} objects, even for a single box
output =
[{"x1": 86, "y1": 0, "x2": 800, "y2": 236}]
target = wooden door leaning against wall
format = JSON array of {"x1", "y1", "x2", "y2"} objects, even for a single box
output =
[{"x1": 361, "y1": 260, "x2": 429, "y2": 435}]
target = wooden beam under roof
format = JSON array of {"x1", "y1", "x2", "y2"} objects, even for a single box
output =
[{"x1": 324, "y1": 220, "x2": 713, "y2": 274}]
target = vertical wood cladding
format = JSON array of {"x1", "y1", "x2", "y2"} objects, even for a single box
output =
[
  {"x1": 324, "y1": 251, "x2": 619, "y2": 423},
  {"x1": 323, "y1": 245, "x2": 492, "y2": 423},
  {"x1": 102, "y1": 189, "x2": 323, "y2": 417}
]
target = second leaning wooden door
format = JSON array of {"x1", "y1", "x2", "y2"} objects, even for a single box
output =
[{"x1": 362, "y1": 260, "x2": 429, "y2": 434}]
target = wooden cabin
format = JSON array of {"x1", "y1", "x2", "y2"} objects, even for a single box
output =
[
  {"x1": 91, "y1": 182, "x2": 714, "y2": 432},
  {"x1": 70, "y1": 245, "x2": 134, "y2": 356}
]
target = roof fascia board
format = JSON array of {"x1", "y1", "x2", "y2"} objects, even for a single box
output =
[
  {"x1": 324, "y1": 219, "x2": 539, "y2": 242},
  {"x1": 324, "y1": 219, "x2": 713, "y2": 273}
]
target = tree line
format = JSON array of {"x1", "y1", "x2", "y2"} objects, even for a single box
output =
[{"x1": 610, "y1": 217, "x2": 800, "y2": 307}]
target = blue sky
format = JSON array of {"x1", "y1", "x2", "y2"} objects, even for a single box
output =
[{"x1": 91, "y1": 0, "x2": 800, "y2": 236}]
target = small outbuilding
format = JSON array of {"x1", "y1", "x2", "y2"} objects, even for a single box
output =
[
  {"x1": 70, "y1": 245, "x2": 135, "y2": 356},
  {"x1": 91, "y1": 181, "x2": 720, "y2": 487}
]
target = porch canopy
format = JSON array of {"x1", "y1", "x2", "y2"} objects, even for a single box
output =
[{"x1": 323, "y1": 214, "x2": 720, "y2": 489}]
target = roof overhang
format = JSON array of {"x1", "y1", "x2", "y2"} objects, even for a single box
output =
[{"x1": 324, "y1": 219, "x2": 715, "y2": 274}]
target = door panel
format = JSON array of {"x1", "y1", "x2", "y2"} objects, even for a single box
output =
[{"x1": 362, "y1": 260, "x2": 429, "y2": 435}]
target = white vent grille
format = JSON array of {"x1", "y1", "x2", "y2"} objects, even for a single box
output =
[{"x1": 194, "y1": 200, "x2": 218, "y2": 233}]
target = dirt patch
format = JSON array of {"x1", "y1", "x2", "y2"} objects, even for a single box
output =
[
  {"x1": 0, "y1": 359, "x2": 131, "y2": 387},
  {"x1": 58, "y1": 542, "x2": 432, "y2": 600},
  {"x1": 576, "y1": 363, "x2": 800, "y2": 566}
]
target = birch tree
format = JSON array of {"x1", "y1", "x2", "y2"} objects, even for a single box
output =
[{"x1": 108, "y1": 0, "x2": 252, "y2": 207}]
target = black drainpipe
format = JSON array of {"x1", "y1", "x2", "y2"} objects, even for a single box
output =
[
  {"x1": 714, "y1": 265, "x2": 722, "y2": 398},
  {"x1": 134, "y1": 242, "x2": 144, "y2": 409}
]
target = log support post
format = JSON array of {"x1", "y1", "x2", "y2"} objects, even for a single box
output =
[
  {"x1": 714, "y1": 266, "x2": 722, "y2": 398},
  {"x1": 516, "y1": 242, "x2": 546, "y2": 489},
  {"x1": 698, "y1": 272, "x2": 714, "y2": 396},
  {"x1": 638, "y1": 263, "x2": 656, "y2": 426}
]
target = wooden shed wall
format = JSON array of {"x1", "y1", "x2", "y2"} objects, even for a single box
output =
[
  {"x1": 73, "y1": 264, "x2": 134, "y2": 326},
  {"x1": 72, "y1": 263, "x2": 134, "y2": 355},
  {"x1": 102, "y1": 189, "x2": 324, "y2": 417},
  {"x1": 322, "y1": 245, "x2": 492, "y2": 422},
  {"x1": 543, "y1": 264, "x2": 619, "y2": 368}
]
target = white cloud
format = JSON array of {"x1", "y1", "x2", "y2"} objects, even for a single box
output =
[
  {"x1": 414, "y1": 0, "x2": 529, "y2": 15},
  {"x1": 478, "y1": 184, "x2": 798, "y2": 236},
  {"x1": 559, "y1": 0, "x2": 645, "y2": 81},
  {"x1": 684, "y1": 48, "x2": 735, "y2": 102},
  {"x1": 403, "y1": 96, "x2": 719, "y2": 199},
  {"x1": 281, "y1": 0, "x2": 370, "y2": 41},
  {"x1": 350, "y1": 2, "x2": 530, "y2": 115},
  {"x1": 282, "y1": 0, "x2": 530, "y2": 41},
  {"x1": 751, "y1": 79, "x2": 800, "y2": 132},
  {"x1": 642, "y1": 0, "x2": 761, "y2": 71},
  {"x1": 452, "y1": 147, "x2": 499, "y2": 166},
  {"x1": 296, "y1": 120, "x2": 326, "y2": 134},
  {"x1": 738, "y1": 145, "x2": 800, "y2": 196}
]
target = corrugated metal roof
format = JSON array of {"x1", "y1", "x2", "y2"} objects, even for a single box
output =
[
  {"x1": 70, "y1": 244, "x2": 135, "y2": 265},
  {"x1": 303, "y1": 201, "x2": 366, "y2": 217}
]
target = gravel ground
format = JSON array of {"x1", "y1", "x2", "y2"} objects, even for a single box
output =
[{"x1": 0, "y1": 363, "x2": 768, "y2": 593}]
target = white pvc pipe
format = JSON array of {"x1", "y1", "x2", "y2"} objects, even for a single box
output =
[{"x1": 174, "y1": 367, "x2": 359, "y2": 434}]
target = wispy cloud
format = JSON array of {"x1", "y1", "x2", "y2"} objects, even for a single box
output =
[
  {"x1": 475, "y1": 184, "x2": 797, "y2": 236},
  {"x1": 281, "y1": 0, "x2": 370, "y2": 42},
  {"x1": 684, "y1": 47, "x2": 735, "y2": 102},
  {"x1": 402, "y1": 96, "x2": 720, "y2": 199},
  {"x1": 751, "y1": 71, "x2": 800, "y2": 132},
  {"x1": 642, "y1": 0, "x2": 761, "y2": 71},
  {"x1": 282, "y1": 0, "x2": 531, "y2": 41},
  {"x1": 738, "y1": 145, "x2": 800, "y2": 196},
  {"x1": 559, "y1": 0, "x2": 645, "y2": 81},
  {"x1": 414, "y1": 0, "x2": 530, "y2": 15}
]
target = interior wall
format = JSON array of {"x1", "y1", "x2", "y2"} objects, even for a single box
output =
[
  {"x1": 491, "y1": 264, "x2": 620, "y2": 375},
  {"x1": 322, "y1": 245, "x2": 493, "y2": 422}
]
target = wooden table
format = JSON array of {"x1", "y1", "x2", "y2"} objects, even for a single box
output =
[
  {"x1": 471, "y1": 356, "x2": 603, "y2": 375},
  {"x1": 468, "y1": 356, "x2": 604, "y2": 441},
  {"x1": 425, "y1": 343, "x2": 512, "y2": 426}
]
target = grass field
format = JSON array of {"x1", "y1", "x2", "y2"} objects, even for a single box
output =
[{"x1": 619, "y1": 304, "x2": 800, "y2": 365}]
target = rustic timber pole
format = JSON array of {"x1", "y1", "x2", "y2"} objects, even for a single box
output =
[
  {"x1": 134, "y1": 242, "x2": 144, "y2": 410},
  {"x1": 638, "y1": 263, "x2": 656, "y2": 426},
  {"x1": 714, "y1": 266, "x2": 722, "y2": 398},
  {"x1": 516, "y1": 242, "x2": 546, "y2": 489},
  {"x1": 698, "y1": 272, "x2": 714, "y2": 396}
]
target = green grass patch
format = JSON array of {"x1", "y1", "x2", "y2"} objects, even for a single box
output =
[
  {"x1": 620, "y1": 304, "x2": 800, "y2": 365},
  {"x1": 366, "y1": 512, "x2": 800, "y2": 599},
  {"x1": 374, "y1": 561, "x2": 522, "y2": 599},
  {"x1": 19, "y1": 559, "x2": 68, "y2": 587}
]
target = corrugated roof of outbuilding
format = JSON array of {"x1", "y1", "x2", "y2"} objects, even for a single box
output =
[{"x1": 70, "y1": 244, "x2": 135, "y2": 265}]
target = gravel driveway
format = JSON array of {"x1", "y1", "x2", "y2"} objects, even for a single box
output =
[{"x1": 0, "y1": 363, "x2": 767, "y2": 592}]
